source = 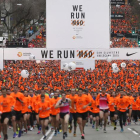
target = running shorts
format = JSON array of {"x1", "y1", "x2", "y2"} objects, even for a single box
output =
[
  {"x1": 60, "y1": 112, "x2": 69, "y2": 119},
  {"x1": 1, "y1": 112, "x2": 11, "y2": 123},
  {"x1": 11, "y1": 110, "x2": 21, "y2": 121},
  {"x1": 77, "y1": 112, "x2": 88, "y2": 120}
]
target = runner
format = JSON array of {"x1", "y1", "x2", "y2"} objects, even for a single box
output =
[
  {"x1": 32, "y1": 90, "x2": 41, "y2": 134},
  {"x1": 109, "y1": 91, "x2": 117, "y2": 130},
  {"x1": 74, "y1": 88, "x2": 91, "y2": 139},
  {"x1": 90, "y1": 92, "x2": 100, "y2": 131},
  {"x1": 38, "y1": 94, "x2": 51, "y2": 139},
  {"x1": 96, "y1": 87, "x2": 110, "y2": 133},
  {"x1": 115, "y1": 90, "x2": 130, "y2": 132},
  {"x1": 55, "y1": 91, "x2": 71, "y2": 139},
  {"x1": 68, "y1": 88, "x2": 77, "y2": 137},
  {"x1": 0, "y1": 88, "x2": 15, "y2": 140},
  {"x1": 11, "y1": 85, "x2": 24, "y2": 138},
  {"x1": 51, "y1": 92, "x2": 61, "y2": 136},
  {"x1": 131, "y1": 95, "x2": 138, "y2": 124},
  {"x1": 21, "y1": 90, "x2": 31, "y2": 133}
]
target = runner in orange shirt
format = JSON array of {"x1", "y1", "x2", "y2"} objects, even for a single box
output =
[
  {"x1": 115, "y1": 90, "x2": 130, "y2": 132},
  {"x1": 32, "y1": 90, "x2": 41, "y2": 134},
  {"x1": 0, "y1": 87, "x2": 15, "y2": 140},
  {"x1": 38, "y1": 94, "x2": 51, "y2": 139},
  {"x1": 109, "y1": 91, "x2": 117, "y2": 130},
  {"x1": 90, "y1": 92, "x2": 100, "y2": 131},
  {"x1": 21, "y1": 91, "x2": 31, "y2": 133},
  {"x1": 68, "y1": 88, "x2": 77, "y2": 137},
  {"x1": 51, "y1": 92, "x2": 61, "y2": 136},
  {"x1": 11, "y1": 85, "x2": 24, "y2": 138},
  {"x1": 74, "y1": 88, "x2": 91, "y2": 139}
]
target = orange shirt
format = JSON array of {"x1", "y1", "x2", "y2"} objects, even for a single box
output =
[
  {"x1": 22, "y1": 96, "x2": 31, "y2": 114},
  {"x1": 109, "y1": 97, "x2": 116, "y2": 112},
  {"x1": 131, "y1": 99, "x2": 139, "y2": 110},
  {"x1": 38, "y1": 101, "x2": 51, "y2": 118},
  {"x1": 0, "y1": 95, "x2": 15, "y2": 113},
  {"x1": 75, "y1": 94, "x2": 91, "y2": 113},
  {"x1": 115, "y1": 96, "x2": 130, "y2": 112},
  {"x1": 90, "y1": 98, "x2": 99, "y2": 113},
  {"x1": 136, "y1": 97, "x2": 140, "y2": 110},
  {"x1": 68, "y1": 94, "x2": 78, "y2": 113},
  {"x1": 11, "y1": 92, "x2": 24, "y2": 111},
  {"x1": 51, "y1": 97, "x2": 61, "y2": 115}
]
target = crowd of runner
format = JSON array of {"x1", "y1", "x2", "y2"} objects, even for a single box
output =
[{"x1": 0, "y1": 60, "x2": 139, "y2": 140}]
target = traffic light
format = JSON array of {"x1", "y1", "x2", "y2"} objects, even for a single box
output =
[
  {"x1": 138, "y1": 36, "x2": 140, "y2": 46},
  {"x1": 132, "y1": 27, "x2": 135, "y2": 34}
]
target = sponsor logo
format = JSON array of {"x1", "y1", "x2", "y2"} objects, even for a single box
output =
[
  {"x1": 77, "y1": 50, "x2": 94, "y2": 58},
  {"x1": 72, "y1": 36, "x2": 76, "y2": 39},
  {"x1": 126, "y1": 52, "x2": 137, "y2": 56},
  {"x1": 17, "y1": 52, "x2": 22, "y2": 57}
]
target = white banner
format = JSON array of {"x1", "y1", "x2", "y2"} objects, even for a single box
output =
[
  {"x1": 3, "y1": 48, "x2": 140, "y2": 60},
  {"x1": 47, "y1": 0, "x2": 110, "y2": 49},
  {"x1": 0, "y1": 49, "x2": 3, "y2": 70},
  {"x1": 61, "y1": 60, "x2": 95, "y2": 70}
]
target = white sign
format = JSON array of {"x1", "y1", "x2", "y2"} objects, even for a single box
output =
[
  {"x1": 0, "y1": 49, "x2": 3, "y2": 70},
  {"x1": 3, "y1": 48, "x2": 140, "y2": 60},
  {"x1": 47, "y1": 0, "x2": 110, "y2": 49},
  {"x1": 61, "y1": 60, "x2": 95, "y2": 70}
]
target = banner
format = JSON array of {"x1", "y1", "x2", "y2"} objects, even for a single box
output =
[
  {"x1": 61, "y1": 60, "x2": 95, "y2": 70},
  {"x1": 4, "y1": 48, "x2": 140, "y2": 61},
  {"x1": 47, "y1": 0, "x2": 110, "y2": 49},
  {"x1": 111, "y1": 0, "x2": 125, "y2": 5},
  {"x1": 111, "y1": 14, "x2": 125, "y2": 19},
  {"x1": 0, "y1": 49, "x2": 3, "y2": 70}
]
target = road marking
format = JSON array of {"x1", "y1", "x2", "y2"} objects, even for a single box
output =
[
  {"x1": 132, "y1": 131, "x2": 138, "y2": 135},
  {"x1": 127, "y1": 128, "x2": 132, "y2": 131},
  {"x1": 48, "y1": 131, "x2": 55, "y2": 140},
  {"x1": 40, "y1": 128, "x2": 51, "y2": 140}
]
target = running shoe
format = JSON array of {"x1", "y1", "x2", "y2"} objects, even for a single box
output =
[
  {"x1": 81, "y1": 134, "x2": 85, "y2": 139},
  {"x1": 69, "y1": 128, "x2": 72, "y2": 133},
  {"x1": 63, "y1": 134, "x2": 65, "y2": 139},
  {"x1": 9, "y1": 126, "x2": 12, "y2": 129},
  {"x1": 37, "y1": 131, "x2": 41, "y2": 134},
  {"x1": 57, "y1": 130, "x2": 60, "y2": 134},
  {"x1": 16, "y1": 130, "x2": 19, "y2": 135},
  {"x1": 43, "y1": 135, "x2": 47, "y2": 139},
  {"x1": 92, "y1": 124, "x2": 94, "y2": 129},
  {"x1": 30, "y1": 127, "x2": 33, "y2": 131},
  {"x1": 114, "y1": 126, "x2": 117, "y2": 130},
  {"x1": 96, "y1": 128, "x2": 99, "y2": 131},
  {"x1": 0, "y1": 134, "x2": 1, "y2": 138},
  {"x1": 24, "y1": 129, "x2": 27, "y2": 134},
  {"x1": 65, "y1": 132, "x2": 68, "y2": 137},
  {"x1": 18, "y1": 130, "x2": 22, "y2": 137},
  {"x1": 54, "y1": 131, "x2": 57, "y2": 136},
  {"x1": 120, "y1": 128, "x2": 124, "y2": 133},
  {"x1": 104, "y1": 129, "x2": 107, "y2": 133},
  {"x1": 73, "y1": 132, "x2": 76, "y2": 137},
  {"x1": 13, "y1": 133, "x2": 17, "y2": 138}
]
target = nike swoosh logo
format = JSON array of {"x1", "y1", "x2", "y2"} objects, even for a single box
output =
[{"x1": 126, "y1": 52, "x2": 137, "y2": 56}]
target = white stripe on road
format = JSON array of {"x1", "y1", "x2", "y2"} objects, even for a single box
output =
[
  {"x1": 127, "y1": 128, "x2": 132, "y2": 131},
  {"x1": 48, "y1": 131, "x2": 55, "y2": 140},
  {"x1": 132, "y1": 131, "x2": 138, "y2": 135},
  {"x1": 40, "y1": 128, "x2": 51, "y2": 140}
]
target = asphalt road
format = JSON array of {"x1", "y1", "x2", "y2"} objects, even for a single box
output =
[{"x1": 4, "y1": 123, "x2": 140, "y2": 140}]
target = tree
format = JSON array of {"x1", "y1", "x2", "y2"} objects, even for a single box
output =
[{"x1": 0, "y1": 0, "x2": 46, "y2": 36}]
